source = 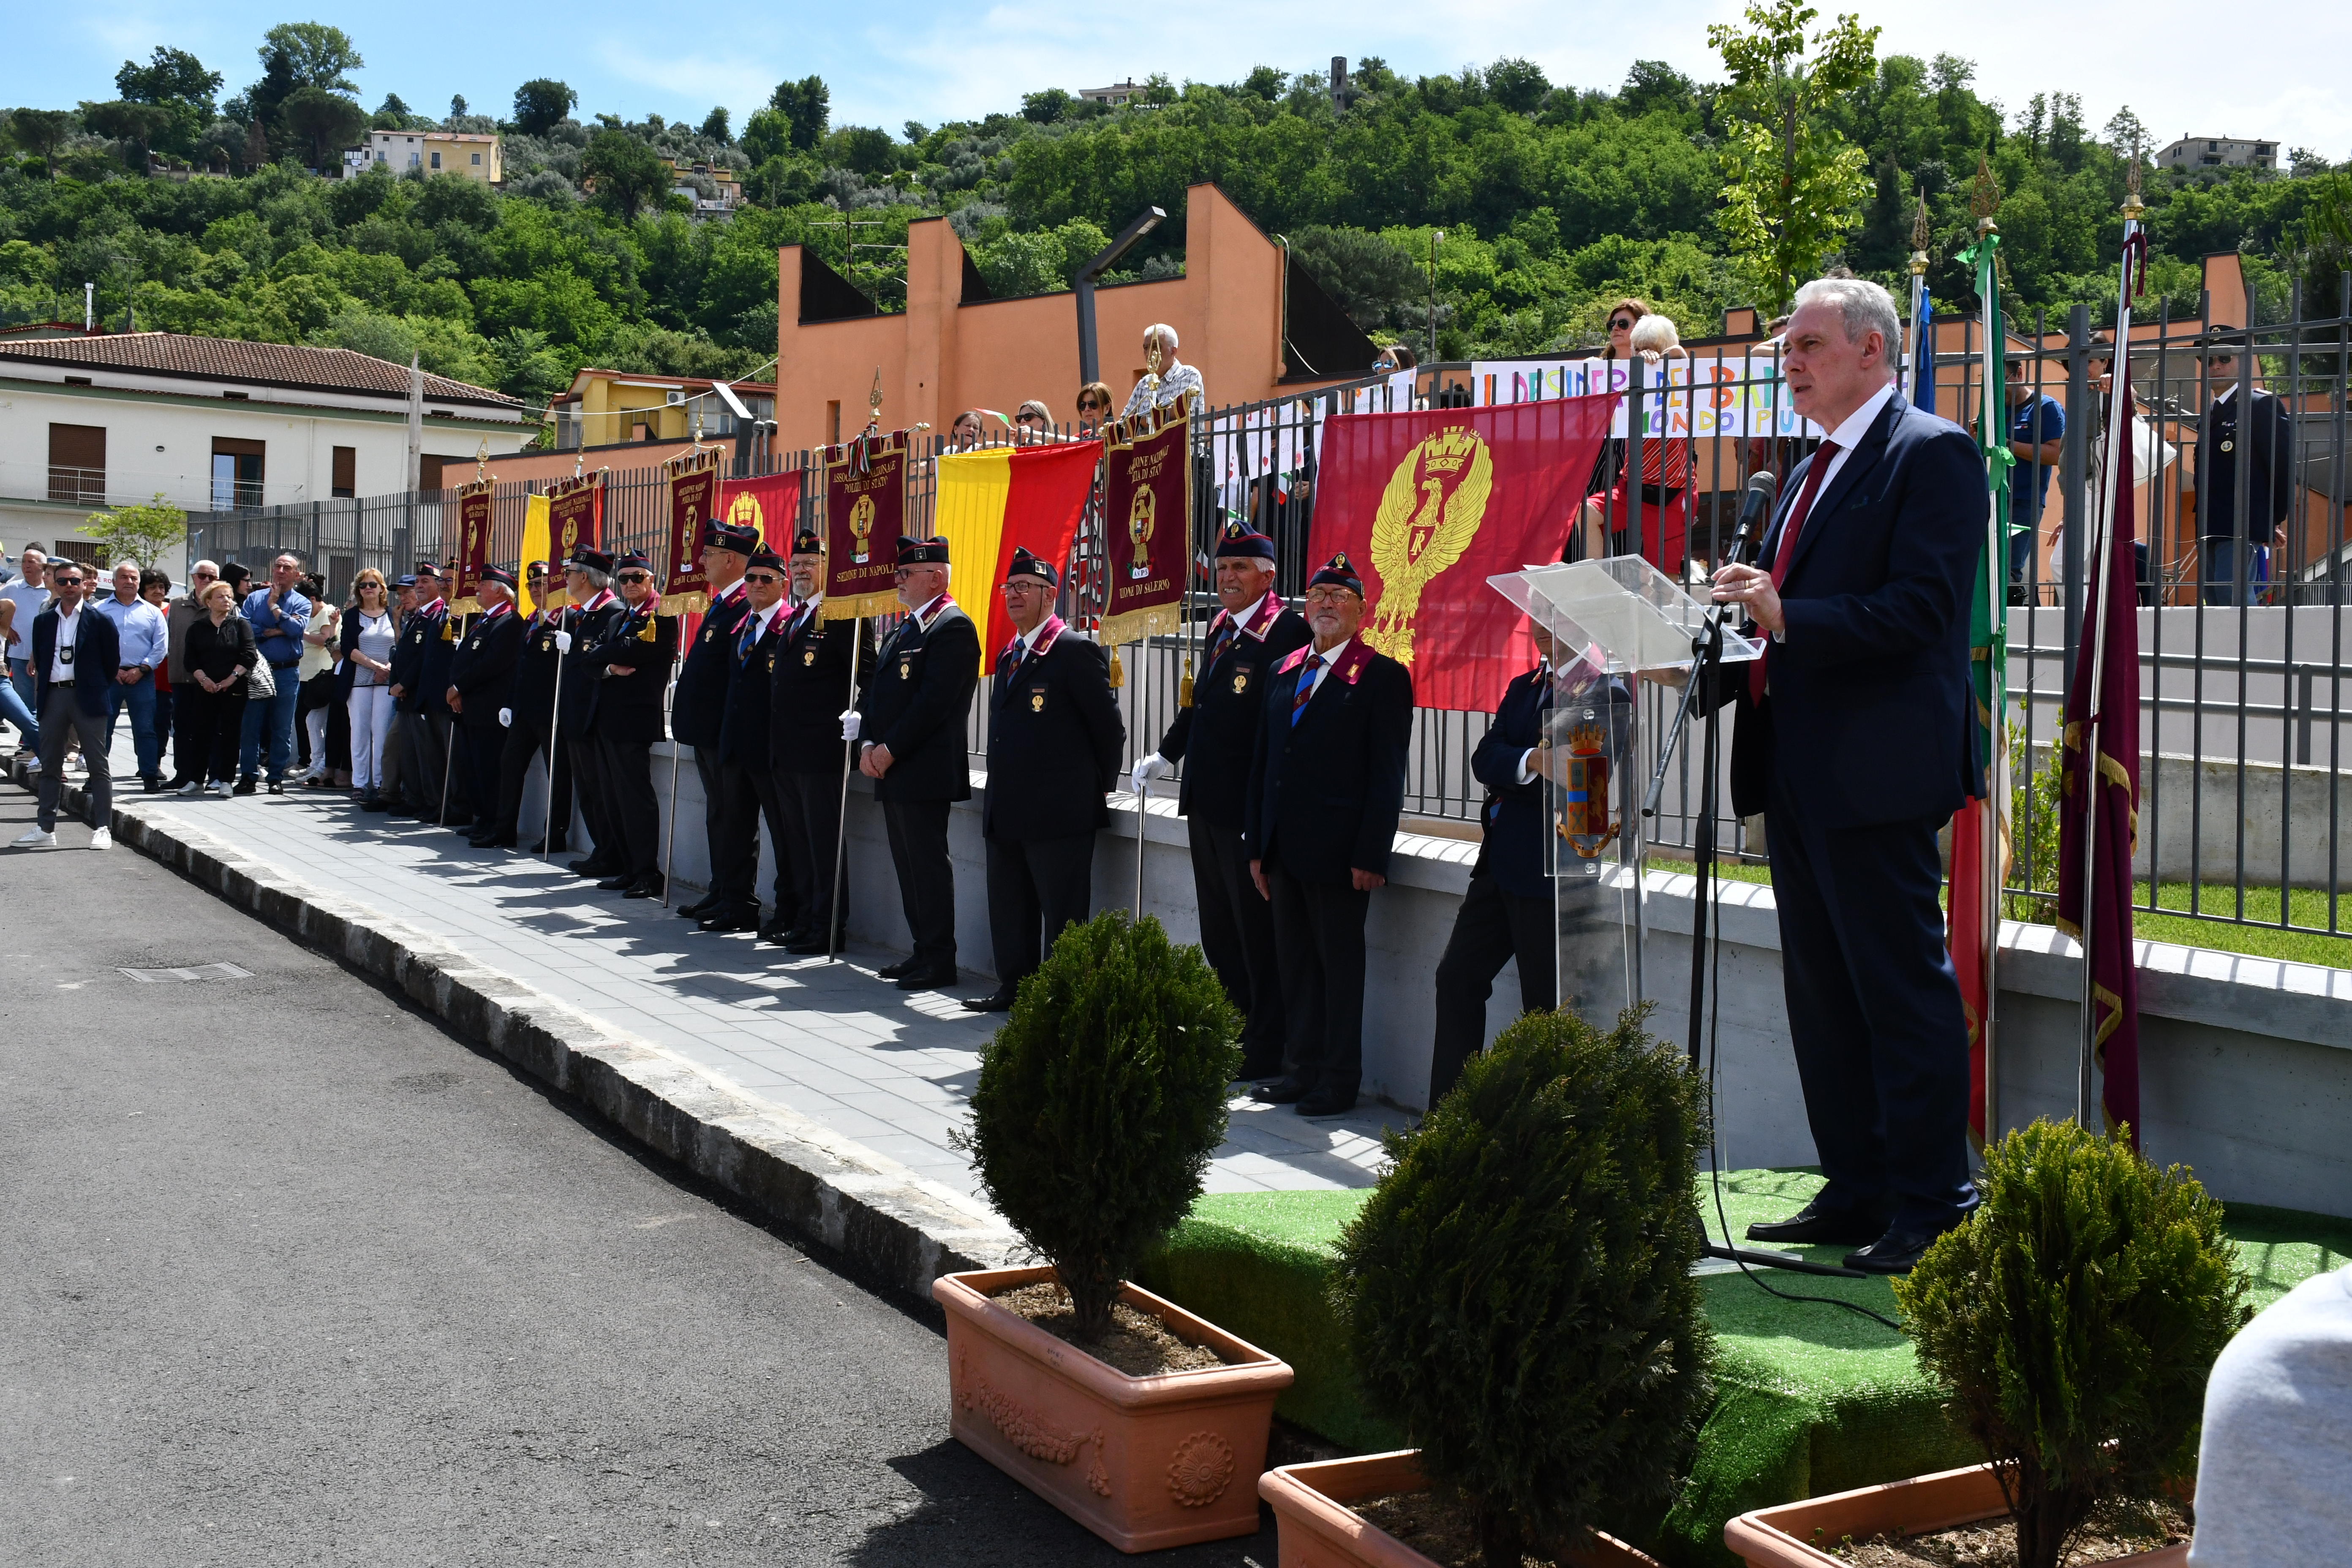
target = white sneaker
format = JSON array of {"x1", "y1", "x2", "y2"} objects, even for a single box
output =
[
  {"x1": 210, "y1": 781, "x2": 233, "y2": 798},
  {"x1": 177, "y1": 780, "x2": 201, "y2": 796},
  {"x1": 89, "y1": 827, "x2": 112, "y2": 850},
  {"x1": 22, "y1": 756, "x2": 40, "y2": 774},
  {"x1": 11, "y1": 827, "x2": 56, "y2": 848}
]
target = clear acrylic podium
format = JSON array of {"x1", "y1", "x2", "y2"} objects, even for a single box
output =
[{"x1": 1486, "y1": 557, "x2": 1763, "y2": 1028}]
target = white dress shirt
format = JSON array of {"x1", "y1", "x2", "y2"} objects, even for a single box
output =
[
  {"x1": 1804, "y1": 379, "x2": 1897, "y2": 510},
  {"x1": 49, "y1": 603, "x2": 82, "y2": 682},
  {"x1": 1298, "y1": 637, "x2": 1351, "y2": 702}
]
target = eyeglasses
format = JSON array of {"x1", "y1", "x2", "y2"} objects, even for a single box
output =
[
  {"x1": 1078, "y1": 401, "x2": 1104, "y2": 414},
  {"x1": 1000, "y1": 579, "x2": 1045, "y2": 593},
  {"x1": 617, "y1": 571, "x2": 653, "y2": 585},
  {"x1": 1303, "y1": 588, "x2": 1356, "y2": 607}
]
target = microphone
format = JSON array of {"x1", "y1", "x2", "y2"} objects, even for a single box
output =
[{"x1": 1725, "y1": 470, "x2": 1779, "y2": 565}]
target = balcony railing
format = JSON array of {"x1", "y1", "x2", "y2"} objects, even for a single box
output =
[{"x1": 47, "y1": 465, "x2": 104, "y2": 505}]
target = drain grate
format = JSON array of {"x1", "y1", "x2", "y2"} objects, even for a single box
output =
[{"x1": 119, "y1": 963, "x2": 255, "y2": 983}]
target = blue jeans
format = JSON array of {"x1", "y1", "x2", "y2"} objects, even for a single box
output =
[
  {"x1": 0, "y1": 659, "x2": 35, "y2": 748},
  {"x1": 237, "y1": 668, "x2": 301, "y2": 781},
  {"x1": 2201, "y1": 538, "x2": 2268, "y2": 607},
  {"x1": 106, "y1": 671, "x2": 161, "y2": 779}
]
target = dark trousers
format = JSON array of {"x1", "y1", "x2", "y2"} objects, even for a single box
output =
[
  {"x1": 743, "y1": 764, "x2": 792, "y2": 918},
  {"x1": 774, "y1": 769, "x2": 847, "y2": 939},
  {"x1": 459, "y1": 720, "x2": 504, "y2": 833},
  {"x1": 567, "y1": 735, "x2": 614, "y2": 863},
  {"x1": 401, "y1": 710, "x2": 458, "y2": 815},
  {"x1": 697, "y1": 745, "x2": 757, "y2": 908},
  {"x1": 177, "y1": 685, "x2": 248, "y2": 785},
  {"x1": 984, "y1": 831, "x2": 1095, "y2": 992},
  {"x1": 1429, "y1": 861, "x2": 1558, "y2": 1105},
  {"x1": 1768, "y1": 775, "x2": 1975, "y2": 1233},
  {"x1": 1188, "y1": 816, "x2": 1287, "y2": 1064},
  {"x1": 495, "y1": 715, "x2": 572, "y2": 844},
  {"x1": 596, "y1": 734, "x2": 661, "y2": 876},
  {"x1": 34, "y1": 688, "x2": 111, "y2": 832},
  {"x1": 1267, "y1": 866, "x2": 1371, "y2": 1100},
  {"x1": 883, "y1": 798, "x2": 956, "y2": 973}
]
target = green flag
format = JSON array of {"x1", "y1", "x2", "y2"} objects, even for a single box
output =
[{"x1": 1954, "y1": 229, "x2": 2013, "y2": 796}]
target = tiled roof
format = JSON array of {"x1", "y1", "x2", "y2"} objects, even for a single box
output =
[{"x1": 0, "y1": 332, "x2": 521, "y2": 407}]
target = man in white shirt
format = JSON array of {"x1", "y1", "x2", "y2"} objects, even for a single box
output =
[{"x1": 1120, "y1": 323, "x2": 1206, "y2": 420}]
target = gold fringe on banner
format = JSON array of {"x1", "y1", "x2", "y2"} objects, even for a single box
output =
[
  {"x1": 820, "y1": 592, "x2": 898, "y2": 622},
  {"x1": 658, "y1": 444, "x2": 725, "y2": 615},
  {"x1": 1097, "y1": 601, "x2": 1184, "y2": 650},
  {"x1": 449, "y1": 477, "x2": 495, "y2": 615}
]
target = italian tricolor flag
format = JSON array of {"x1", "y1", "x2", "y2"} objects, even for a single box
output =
[{"x1": 931, "y1": 441, "x2": 1103, "y2": 666}]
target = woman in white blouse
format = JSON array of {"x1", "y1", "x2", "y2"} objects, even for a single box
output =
[{"x1": 340, "y1": 569, "x2": 399, "y2": 810}]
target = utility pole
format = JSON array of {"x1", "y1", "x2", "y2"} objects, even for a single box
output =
[{"x1": 1427, "y1": 231, "x2": 1445, "y2": 362}]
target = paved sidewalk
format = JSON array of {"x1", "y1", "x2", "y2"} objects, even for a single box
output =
[{"x1": 16, "y1": 736, "x2": 1401, "y2": 1206}]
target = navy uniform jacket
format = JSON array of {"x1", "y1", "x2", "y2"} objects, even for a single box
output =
[
  {"x1": 506, "y1": 611, "x2": 565, "y2": 721},
  {"x1": 554, "y1": 600, "x2": 622, "y2": 738},
  {"x1": 1243, "y1": 639, "x2": 1414, "y2": 886},
  {"x1": 578, "y1": 596, "x2": 677, "y2": 745},
  {"x1": 855, "y1": 599, "x2": 979, "y2": 803},
  {"x1": 390, "y1": 602, "x2": 454, "y2": 716},
  {"x1": 670, "y1": 583, "x2": 752, "y2": 749},
  {"x1": 768, "y1": 603, "x2": 871, "y2": 775},
  {"x1": 448, "y1": 605, "x2": 524, "y2": 727},
  {"x1": 1723, "y1": 391, "x2": 1981, "y2": 826},
  {"x1": 718, "y1": 606, "x2": 784, "y2": 767},
  {"x1": 31, "y1": 603, "x2": 121, "y2": 719},
  {"x1": 1470, "y1": 666, "x2": 1552, "y2": 901},
  {"x1": 1153, "y1": 598, "x2": 1312, "y2": 829},
  {"x1": 2195, "y1": 386, "x2": 2297, "y2": 542},
  {"x1": 982, "y1": 622, "x2": 1124, "y2": 841}
]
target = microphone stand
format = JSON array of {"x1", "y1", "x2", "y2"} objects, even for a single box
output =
[{"x1": 1638, "y1": 478, "x2": 1866, "y2": 1281}]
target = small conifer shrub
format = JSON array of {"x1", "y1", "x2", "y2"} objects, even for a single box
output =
[
  {"x1": 1895, "y1": 1118, "x2": 2250, "y2": 1568},
  {"x1": 960, "y1": 911, "x2": 1241, "y2": 1342},
  {"x1": 1332, "y1": 1007, "x2": 1712, "y2": 1568}
]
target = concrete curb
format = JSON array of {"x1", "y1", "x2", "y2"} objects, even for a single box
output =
[{"x1": 5, "y1": 754, "x2": 1021, "y2": 1301}]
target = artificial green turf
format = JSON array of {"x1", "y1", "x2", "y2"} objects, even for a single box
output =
[{"x1": 1142, "y1": 1170, "x2": 2352, "y2": 1568}]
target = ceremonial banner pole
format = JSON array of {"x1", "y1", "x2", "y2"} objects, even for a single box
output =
[
  {"x1": 660, "y1": 638, "x2": 683, "y2": 906},
  {"x1": 542, "y1": 631, "x2": 563, "y2": 863},
  {"x1": 657, "y1": 429, "x2": 722, "y2": 909},
  {"x1": 827, "y1": 615, "x2": 860, "y2": 963},
  {"x1": 436, "y1": 616, "x2": 463, "y2": 828}
]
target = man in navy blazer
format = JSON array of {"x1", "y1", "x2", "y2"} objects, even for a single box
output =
[
  {"x1": 17, "y1": 558, "x2": 119, "y2": 848},
  {"x1": 1710, "y1": 276, "x2": 1983, "y2": 1275}
]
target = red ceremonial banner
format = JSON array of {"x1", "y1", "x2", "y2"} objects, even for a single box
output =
[
  {"x1": 451, "y1": 479, "x2": 495, "y2": 611},
  {"x1": 821, "y1": 434, "x2": 909, "y2": 621},
  {"x1": 1310, "y1": 397, "x2": 1612, "y2": 713},
  {"x1": 541, "y1": 472, "x2": 601, "y2": 609},
  {"x1": 720, "y1": 471, "x2": 799, "y2": 553},
  {"x1": 660, "y1": 448, "x2": 724, "y2": 614},
  {"x1": 1100, "y1": 413, "x2": 1191, "y2": 646}
]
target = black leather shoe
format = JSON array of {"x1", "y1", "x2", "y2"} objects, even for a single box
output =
[
  {"x1": 784, "y1": 935, "x2": 838, "y2": 955},
  {"x1": 762, "y1": 923, "x2": 810, "y2": 947},
  {"x1": 699, "y1": 907, "x2": 760, "y2": 933},
  {"x1": 1845, "y1": 1226, "x2": 1947, "y2": 1275},
  {"x1": 675, "y1": 894, "x2": 716, "y2": 919},
  {"x1": 1745, "y1": 1201, "x2": 1894, "y2": 1248},
  {"x1": 470, "y1": 832, "x2": 517, "y2": 849},
  {"x1": 895, "y1": 966, "x2": 953, "y2": 991},
  {"x1": 962, "y1": 990, "x2": 1015, "y2": 1013},
  {"x1": 1252, "y1": 1078, "x2": 1312, "y2": 1105},
  {"x1": 570, "y1": 858, "x2": 616, "y2": 879},
  {"x1": 1296, "y1": 1091, "x2": 1359, "y2": 1118},
  {"x1": 233, "y1": 777, "x2": 259, "y2": 795},
  {"x1": 877, "y1": 958, "x2": 919, "y2": 980},
  {"x1": 1235, "y1": 1052, "x2": 1285, "y2": 1082},
  {"x1": 623, "y1": 871, "x2": 666, "y2": 900},
  {"x1": 143, "y1": 776, "x2": 164, "y2": 794},
  {"x1": 596, "y1": 874, "x2": 634, "y2": 891}
]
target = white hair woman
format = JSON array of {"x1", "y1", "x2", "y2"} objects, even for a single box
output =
[{"x1": 1577, "y1": 311, "x2": 1694, "y2": 577}]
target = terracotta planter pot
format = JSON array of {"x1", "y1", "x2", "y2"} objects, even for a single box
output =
[
  {"x1": 1258, "y1": 1450, "x2": 1661, "y2": 1568},
  {"x1": 1723, "y1": 1459, "x2": 2190, "y2": 1568},
  {"x1": 934, "y1": 1265, "x2": 1295, "y2": 1553}
]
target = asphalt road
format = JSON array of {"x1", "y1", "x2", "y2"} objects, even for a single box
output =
[{"x1": 0, "y1": 784, "x2": 1284, "y2": 1566}]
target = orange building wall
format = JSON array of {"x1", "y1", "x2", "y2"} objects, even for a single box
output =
[{"x1": 772, "y1": 183, "x2": 1315, "y2": 452}]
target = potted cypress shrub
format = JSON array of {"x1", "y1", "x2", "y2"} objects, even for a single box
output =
[
  {"x1": 1260, "y1": 1007, "x2": 1710, "y2": 1568},
  {"x1": 1724, "y1": 1118, "x2": 2250, "y2": 1568},
  {"x1": 935, "y1": 910, "x2": 1293, "y2": 1553}
]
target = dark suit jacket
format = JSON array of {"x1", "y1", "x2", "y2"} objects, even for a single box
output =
[
  {"x1": 553, "y1": 601, "x2": 620, "y2": 738},
  {"x1": 448, "y1": 605, "x2": 525, "y2": 727},
  {"x1": 768, "y1": 604, "x2": 871, "y2": 774},
  {"x1": 856, "y1": 601, "x2": 979, "y2": 803},
  {"x1": 1471, "y1": 667, "x2": 1552, "y2": 901},
  {"x1": 2196, "y1": 386, "x2": 2297, "y2": 542},
  {"x1": 982, "y1": 624, "x2": 1124, "y2": 841},
  {"x1": 719, "y1": 605, "x2": 785, "y2": 767},
  {"x1": 1723, "y1": 391, "x2": 1981, "y2": 827},
  {"x1": 579, "y1": 598, "x2": 676, "y2": 745},
  {"x1": 391, "y1": 603, "x2": 455, "y2": 717},
  {"x1": 1153, "y1": 601, "x2": 1312, "y2": 828},
  {"x1": 31, "y1": 603, "x2": 121, "y2": 719},
  {"x1": 1243, "y1": 639, "x2": 1414, "y2": 885},
  {"x1": 505, "y1": 611, "x2": 565, "y2": 721},
  {"x1": 670, "y1": 585, "x2": 752, "y2": 749}
]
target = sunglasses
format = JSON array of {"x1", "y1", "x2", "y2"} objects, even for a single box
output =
[
  {"x1": 1609, "y1": 317, "x2": 1635, "y2": 331},
  {"x1": 1078, "y1": 402, "x2": 1104, "y2": 414},
  {"x1": 616, "y1": 571, "x2": 652, "y2": 584},
  {"x1": 1016, "y1": 413, "x2": 1044, "y2": 424},
  {"x1": 744, "y1": 572, "x2": 781, "y2": 585}
]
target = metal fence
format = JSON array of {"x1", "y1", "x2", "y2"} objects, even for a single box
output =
[{"x1": 187, "y1": 299, "x2": 2352, "y2": 944}]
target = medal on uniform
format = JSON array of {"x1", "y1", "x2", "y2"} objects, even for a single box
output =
[
  {"x1": 2221, "y1": 439, "x2": 2234, "y2": 452},
  {"x1": 702, "y1": 627, "x2": 714, "y2": 642},
  {"x1": 899, "y1": 658, "x2": 910, "y2": 678},
  {"x1": 802, "y1": 648, "x2": 816, "y2": 665},
  {"x1": 1232, "y1": 669, "x2": 1250, "y2": 695},
  {"x1": 1029, "y1": 689, "x2": 1045, "y2": 712},
  {"x1": 766, "y1": 651, "x2": 776, "y2": 672}
]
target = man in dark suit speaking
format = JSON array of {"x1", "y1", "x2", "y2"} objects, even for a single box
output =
[{"x1": 1709, "y1": 276, "x2": 1984, "y2": 1275}]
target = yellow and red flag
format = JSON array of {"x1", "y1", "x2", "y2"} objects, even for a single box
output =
[{"x1": 931, "y1": 440, "x2": 1103, "y2": 666}]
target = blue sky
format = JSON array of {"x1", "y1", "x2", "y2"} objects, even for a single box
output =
[{"x1": 8, "y1": 1, "x2": 2348, "y2": 161}]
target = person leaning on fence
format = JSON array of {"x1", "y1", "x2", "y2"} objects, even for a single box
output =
[
  {"x1": 447, "y1": 566, "x2": 525, "y2": 845},
  {"x1": 1577, "y1": 313, "x2": 1692, "y2": 576},
  {"x1": 1013, "y1": 400, "x2": 1057, "y2": 444},
  {"x1": 847, "y1": 534, "x2": 979, "y2": 992},
  {"x1": 668, "y1": 520, "x2": 757, "y2": 925},
  {"x1": 1132, "y1": 520, "x2": 1312, "y2": 1078},
  {"x1": 342, "y1": 569, "x2": 400, "y2": 811},
  {"x1": 13, "y1": 558, "x2": 118, "y2": 850},
  {"x1": 2196, "y1": 327, "x2": 2297, "y2": 607},
  {"x1": 2001, "y1": 358, "x2": 2066, "y2": 604},
  {"x1": 1121, "y1": 324, "x2": 1206, "y2": 420},
  {"x1": 765, "y1": 527, "x2": 871, "y2": 955}
]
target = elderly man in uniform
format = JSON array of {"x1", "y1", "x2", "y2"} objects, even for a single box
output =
[
  {"x1": 672, "y1": 521, "x2": 758, "y2": 924},
  {"x1": 447, "y1": 566, "x2": 524, "y2": 844},
  {"x1": 553, "y1": 551, "x2": 622, "y2": 878},
  {"x1": 1120, "y1": 323, "x2": 1206, "y2": 420},
  {"x1": 579, "y1": 551, "x2": 678, "y2": 899},
  {"x1": 1132, "y1": 520, "x2": 1311, "y2": 1076},
  {"x1": 387, "y1": 561, "x2": 456, "y2": 821},
  {"x1": 766, "y1": 528, "x2": 871, "y2": 953},
  {"x1": 1243, "y1": 553, "x2": 1414, "y2": 1117},
  {"x1": 482, "y1": 572, "x2": 573, "y2": 852},
  {"x1": 715, "y1": 547, "x2": 793, "y2": 935},
  {"x1": 966, "y1": 547, "x2": 1124, "y2": 1012},
  {"x1": 846, "y1": 535, "x2": 979, "y2": 991}
]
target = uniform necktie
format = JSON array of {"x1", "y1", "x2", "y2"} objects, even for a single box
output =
[
  {"x1": 1748, "y1": 439, "x2": 1840, "y2": 704},
  {"x1": 737, "y1": 612, "x2": 762, "y2": 661},
  {"x1": 1290, "y1": 653, "x2": 1324, "y2": 726}
]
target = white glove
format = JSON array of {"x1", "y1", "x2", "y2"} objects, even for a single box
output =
[
  {"x1": 839, "y1": 709, "x2": 862, "y2": 742},
  {"x1": 1130, "y1": 754, "x2": 1173, "y2": 792},
  {"x1": 552, "y1": 630, "x2": 573, "y2": 653},
  {"x1": 498, "y1": 707, "x2": 512, "y2": 728}
]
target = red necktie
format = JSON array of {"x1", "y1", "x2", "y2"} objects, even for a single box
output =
[{"x1": 1748, "y1": 440, "x2": 1840, "y2": 703}]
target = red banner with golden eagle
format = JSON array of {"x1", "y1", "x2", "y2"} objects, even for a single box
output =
[
  {"x1": 820, "y1": 432, "x2": 908, "y2": 621},
  {"x1": 719, "y1": 471, "x2": 799, "y2": 554},
  {"x1": 450, "y1": 478, "x2": 495, "y2": 613},
  {"x1": 1100, "y1": 411, "x2": 1190, "y2": 647},
  {"x1": 659, "y1": 446, "x2": 725, "y2": 614},
  {"x1": 1309, "y1": 398, "x2": 1612, "y2": 713},
  {"x1": 538, "y1": 471, "x2": 602, "y2": 609}
]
